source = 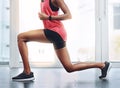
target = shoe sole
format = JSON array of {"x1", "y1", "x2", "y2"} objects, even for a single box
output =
[
  {"x1": 100, "y1": 63, "x2": 112, "y2": 79},
  {"x1": 12, "y1": 77, "x2": 35, "y2": 82}
]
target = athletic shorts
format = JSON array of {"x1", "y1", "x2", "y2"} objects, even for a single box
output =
[{"x1": 44, "y1": 29, "x2": 66, "y2": 49}]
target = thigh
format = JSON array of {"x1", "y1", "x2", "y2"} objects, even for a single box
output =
[
  {"x1": 18, "y1": 29, "x2": 50, "y2": 43},
  {"x1": 44, "y1": 29, "x2": 66, "y2": 49}
]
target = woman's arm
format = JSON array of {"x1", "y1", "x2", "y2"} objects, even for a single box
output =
[
  {"x1": 38, "y1": 0, "x2": 72, "y2": 20},
  {"x1": 51, "y1": 0, "x2": 72, "y2": 20}
]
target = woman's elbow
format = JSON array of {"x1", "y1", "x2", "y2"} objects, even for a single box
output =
[{"x1": 66, "y1": 13, "x2": 72, "y2": 19}]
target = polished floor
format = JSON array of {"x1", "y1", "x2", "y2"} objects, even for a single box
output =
[{"x1": 0, "y1": 66, "x2": 120, "y2": 88}]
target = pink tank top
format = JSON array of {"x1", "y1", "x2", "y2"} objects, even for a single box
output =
[{"x1": 41, "y1": 0, "x2": 67, "y2": 41}]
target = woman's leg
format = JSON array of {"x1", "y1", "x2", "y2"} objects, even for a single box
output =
[
  {"x1": 55, "y1": 47, "x2": 105, "y2": 73},
  {"x1": 17, "y1": 29, "x2": 50, "y2": 74}
]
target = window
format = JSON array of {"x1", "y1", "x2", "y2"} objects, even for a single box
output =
[
  {"x1": 10, "y1": 0, "x2": 96, "y2": 67},
  {"x1": 0, "y1": 0, "x2": 10, "y2": 63},
  {"x1": 113, "y1": 4, "x2": 120, "y2": 29},
  {"x1": 108, "y1": 0, "x2": 120, "y2": 61},
  {"x1": 19, "y1": 0, "x2": 95, "y2": 65}
]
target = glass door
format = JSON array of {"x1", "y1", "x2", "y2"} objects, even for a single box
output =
[
  {"x1": 10, "y1": 0, "x2": 96, "y2": 67},
  {"x1": 108, "y1": 0, "x2": 120, "y2": 66},
  {"x1": 0, "y1": 0, "x2": 10, "y2": 64}
]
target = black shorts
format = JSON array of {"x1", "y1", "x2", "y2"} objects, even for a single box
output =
[{"x1": 44, "y1": 29, "x2": 66, "y2": 49}]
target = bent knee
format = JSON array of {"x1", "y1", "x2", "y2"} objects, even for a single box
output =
[{"x1": 17, "y1": 33, "x2": 27, "y2": 42}]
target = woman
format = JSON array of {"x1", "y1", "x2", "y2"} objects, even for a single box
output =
[{"x1": 12, "y1": 0, "x2": 111, "y2": 81}]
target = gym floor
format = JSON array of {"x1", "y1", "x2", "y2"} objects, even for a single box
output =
[{"x1": 0, "y1": 66, "x2": 119, "y2": 88}]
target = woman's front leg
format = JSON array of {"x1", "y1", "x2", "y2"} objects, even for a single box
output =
[{"x1": 17, "y1": 29, "x2": 50, "y2": 74}]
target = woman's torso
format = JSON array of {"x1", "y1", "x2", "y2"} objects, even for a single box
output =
[{"x1": 41, "y1": 0, "x2": 67, "y2": 41}]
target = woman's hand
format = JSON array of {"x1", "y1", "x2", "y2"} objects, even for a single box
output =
[{"x1": 38, "y1": 12, "x2": 49, "y2": 20}]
